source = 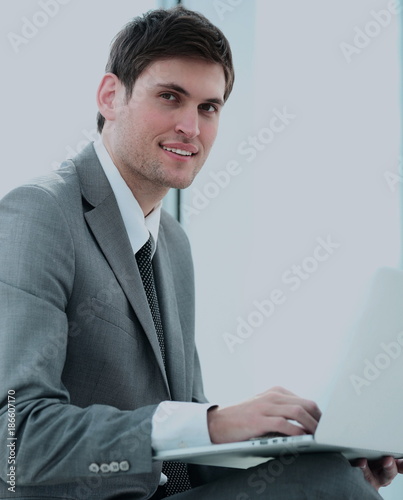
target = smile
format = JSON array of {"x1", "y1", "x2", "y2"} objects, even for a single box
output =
[{"x1": 162, "y1": 146, "x2": 194, "y2": 157}]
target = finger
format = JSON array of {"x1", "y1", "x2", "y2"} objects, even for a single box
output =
[
  {"x1": 350, "y1": 458, "x2": 366, "y2": 469},
  {"x1": 397, "y1": 459, "x2": 403, "y2": 474},
  {"x1": 268, "y1": 393, "x2": 322, "y2": 427},
  {"x1": 298, "y1": 397, "x2": 322, "y2": 422},
  {"x1": 378, "y1": 457, "x2": 397, "y2": 485},
  {"x1": 263, "y1": 416, "x2": 310, "y2": 437},
  {"x1": 357, "y1": 457, "x2": 398, "y2": 490},
  {"x1": 264, "y1": 390, "x2": 322, "y2": 422},
  {"x1": 266, "y1": 403, "x2": 319, "y2": 434},
  {"x1": 355, "y1": 459, "x2": 379, "y2": 490},
  {"x1": 259, "y1": 386, "x2": 299, "y2": 398}
]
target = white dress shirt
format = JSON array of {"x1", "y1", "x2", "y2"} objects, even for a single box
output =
[
  {"x1": 93, "y1": 139, "x2": 214, "y2": 479},
  {"x1": 94, "y1": 138, "x2": 161, "y2": 255}
]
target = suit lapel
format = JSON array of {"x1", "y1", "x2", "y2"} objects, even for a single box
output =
[
  {"x1": 73, "y1": 143, "x2": 170, "y2": 395},
  {"x1": 153, "y1": 226, "x2": 187, "y2": 401}
]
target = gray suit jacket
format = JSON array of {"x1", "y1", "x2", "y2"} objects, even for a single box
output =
[{"x1": 0, "y1": 143, "x2": 207, "y2": 499}]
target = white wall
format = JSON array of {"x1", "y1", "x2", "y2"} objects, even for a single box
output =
[
  {"x1": 182, "y1": 1, "x2": 402, "y2": 498},
  {"x1": 2, "y1": 1, "x2": 402, "y2": 497},
  {"x1": 1, "y1": 0, "x2": 156, "y2": 197}
]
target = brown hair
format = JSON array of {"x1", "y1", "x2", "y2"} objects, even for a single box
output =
[{"x1": 97, "y1": 6, "x2": 234, "y2": 133}]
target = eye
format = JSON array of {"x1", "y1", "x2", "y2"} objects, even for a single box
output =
[
  {"x1": 199, "y1": 103, "x2": 218, "y2": 113},
  {"x1": 160, "y1": 92, "x2": 177, "y2": 101}
]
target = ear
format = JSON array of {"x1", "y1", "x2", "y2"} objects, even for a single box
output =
[{"x1": 96, "y1": 73, "x2": 121, "y2": 122}]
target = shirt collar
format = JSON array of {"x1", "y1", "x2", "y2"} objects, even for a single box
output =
[{"x1": 93, "y1": 139, "x2": 161, "y2": 256}]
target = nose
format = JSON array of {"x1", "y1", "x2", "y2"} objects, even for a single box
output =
[{"x1": 174, "y1": 107, "x2": 200, "y2": 139}]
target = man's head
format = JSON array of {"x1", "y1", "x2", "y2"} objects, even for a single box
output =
[
  {"x1": 96, "y1": 7, "x2": 234, "y2": 214},
  {"x1": 96, "y1": 6, "x2": 234, "y2": 134}
]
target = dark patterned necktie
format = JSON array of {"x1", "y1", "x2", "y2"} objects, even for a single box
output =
[
  {"x1": 135, "y1": 237, "x2": 166, "y2": 364},
  {"x1": 135, "y1": 236, "x2": 192, "y2": 497}
]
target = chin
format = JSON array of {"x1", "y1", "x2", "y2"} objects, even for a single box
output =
[
  {"x1": 168, "y1": 181, "x2": 192, "y2": 190},
  {"x1": 164, "y1": 174, "x2": 198, "y2": 190}
]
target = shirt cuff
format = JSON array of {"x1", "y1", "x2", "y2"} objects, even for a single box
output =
[{"x1": 151, "y1": 401, "x2": 216, "y2": 452}]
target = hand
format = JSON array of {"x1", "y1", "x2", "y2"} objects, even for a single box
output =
[
  {"x1": 207, "y1": 386, "x2": 321, "y2": 444},
  {"x1": 352, "y1": 457, "x2": 403, "y2": 490}
]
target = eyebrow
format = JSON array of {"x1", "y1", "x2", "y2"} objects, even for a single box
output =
[{"x1": 156, "y1": 83, "x2": 224, "y2": 107}]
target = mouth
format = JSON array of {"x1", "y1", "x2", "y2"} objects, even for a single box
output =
[
  {"x1": 161, "y1": 146, "x2": 195, "y2": 157},
  {"x1": 160, "y1": 142, "x2": 199, "y2": 159}
]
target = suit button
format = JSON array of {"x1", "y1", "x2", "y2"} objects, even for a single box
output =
[
  {"x1": 100, "y1": 463, "x2": 111, "y2": 473},
  {"x1": 89, "y1": 463, "x2": 100, "y2": 473},
  {"x1": 110, "y1": 461, "x2": 119, "y2": 472},
  {"x1": 119, "y1": 460, "x2": 130, "y2": 472}
]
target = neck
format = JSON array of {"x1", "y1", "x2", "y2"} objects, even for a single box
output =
[
  {"x1": 102, "y1": 136, "x2": 168, "y2": 217},
  {"x1": 125, "y1": 177, "x2": 166, "y2": 217}
]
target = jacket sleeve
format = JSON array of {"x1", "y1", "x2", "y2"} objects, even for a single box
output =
[{"x1": 0, "y1": 185, "x2": 158, "y2": 485}]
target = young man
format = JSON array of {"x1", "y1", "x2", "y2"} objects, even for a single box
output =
[{"x1": 0, "y1": 6, "x2": 401, "y2": 499}]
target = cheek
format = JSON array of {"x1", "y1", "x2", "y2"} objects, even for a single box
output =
[
  {"x1": 124, "y1": 101, "x2": 167, "y2": 136},
  {"x1": 121, "y1": 119, "x2": 155, "y2": 149},
  {"x1": 202, "y1": 125, "x2": 219, "y2": 152},
  {"x1": 143, "y1": 109, "x2": 170, "y2": 131}
]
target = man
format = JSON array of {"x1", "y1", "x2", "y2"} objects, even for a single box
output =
[{"x1": 0, "y1": 6, "x2": 401, "y2": 499}]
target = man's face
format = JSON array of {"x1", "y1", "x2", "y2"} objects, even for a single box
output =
[{"x1": 108, "y1": 57, "x2": 226, "y2": 192}]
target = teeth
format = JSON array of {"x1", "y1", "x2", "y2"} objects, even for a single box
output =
[{"x1": 162, "y1": 146, "x2": 193, "y2": 156}]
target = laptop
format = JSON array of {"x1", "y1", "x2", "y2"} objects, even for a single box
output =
[{"x1": 154, "y1": 267, "x2": 403, "y2": 469}]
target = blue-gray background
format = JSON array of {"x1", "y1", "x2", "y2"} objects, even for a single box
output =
[{"x1": 1, "y1": 1, "x2": 402, "y2": 497}]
